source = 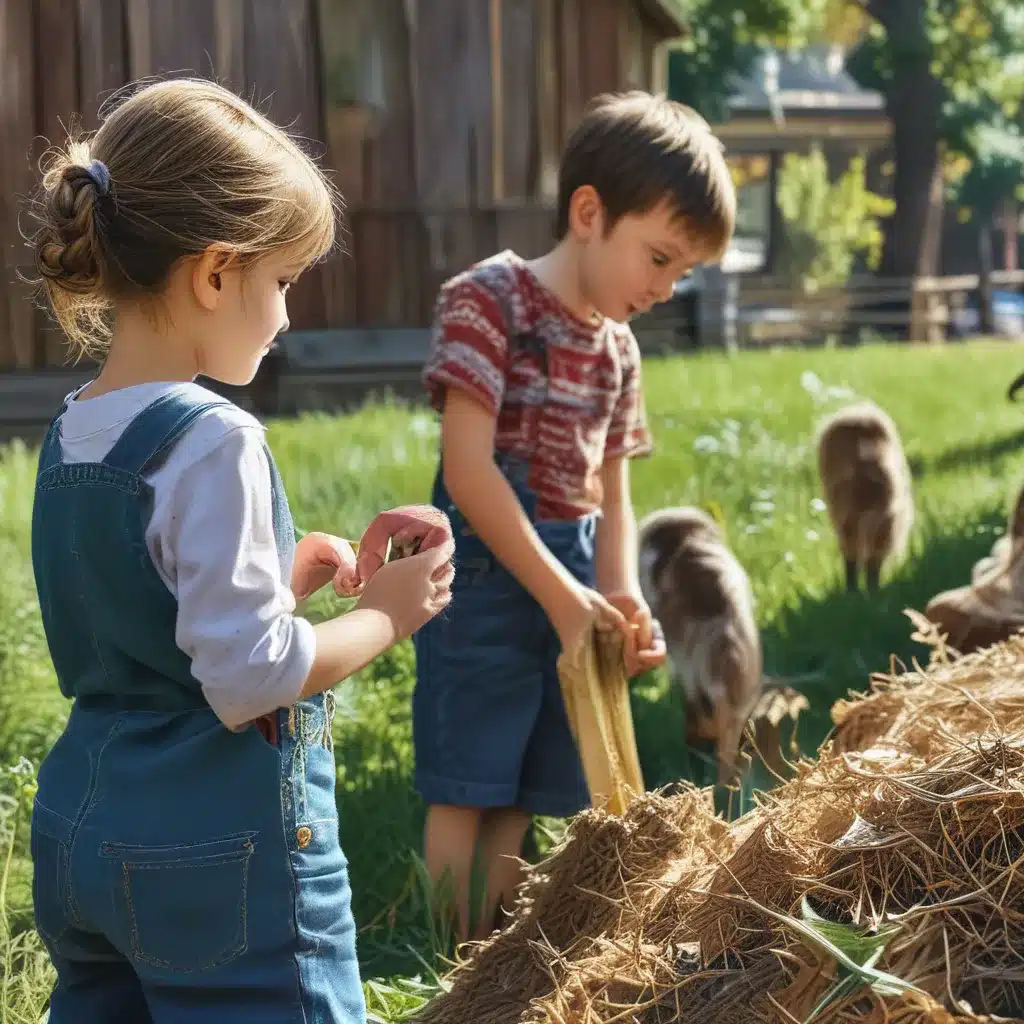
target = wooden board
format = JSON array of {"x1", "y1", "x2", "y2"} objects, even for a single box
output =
[
  {"x1": 579, "y1": 0, "x2": 620, "y2": 102},
  {"x1": 244, "y1": 0, "x2": 326, "y2": 331},
  {"x1": 500, "y1": 0, "x2": 537, "y2": 200},
  {"x1": 78, "y1": 0, "x2": 128, "y2": 129},
  {"x1": 410, "y1": 0, "x2": 495, "y2": 207},
  {"x1": 36, "y1": 0, "x2": 82, "y2": 366},
  {"x1": 534, "y1": 0, "x2": 560, "y2": 199},
  {"x1": 125, "y1": 0, "x2": 217, "y2": 79},
  {"x1": 0, "y1": 0, "x2": 39, "y2": 368}
]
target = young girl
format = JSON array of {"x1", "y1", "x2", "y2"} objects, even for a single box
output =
[{"x1": 25, "y1": 78, "x2": 453, "y2": 1024}]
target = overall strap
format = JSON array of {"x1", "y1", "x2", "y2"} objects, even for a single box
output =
[{"x1": 102, "y1": 383, "x2": 232, "y2": 475}]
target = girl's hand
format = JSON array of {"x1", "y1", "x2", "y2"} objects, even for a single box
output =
[
  {"x1": 355, "y1": 541, "x2": 456, "y2": 640},
  {"x1": 604, "y1": 592, "x2": 667, "y2": 677},
  {"x1": 356, "y1": 505, "x2": 453, "y2": 584},
  {"x1": 291, "y1": 532, "x2": 361, "y2": 601}
]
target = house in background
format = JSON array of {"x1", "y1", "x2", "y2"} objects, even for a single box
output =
[
  {"x1": 0, "y1": 0, "x2": 687, "y2": 387},
  {"x1": 706, "y1": 45, "x2": 891, "y2": 276}
]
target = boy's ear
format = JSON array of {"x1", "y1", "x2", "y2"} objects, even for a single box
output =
[{"x1": 567, "y1": 184, "x2": 603, "y2": 240}]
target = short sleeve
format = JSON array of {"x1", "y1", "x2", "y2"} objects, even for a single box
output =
[
  {"x1": 422, "y1": 277, "x2": 510, "y2": 416},
  {"x1": 605, "y1": 327, "x2": 654, "y2": 461}
]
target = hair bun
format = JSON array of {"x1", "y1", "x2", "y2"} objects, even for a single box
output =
[{"x1": 35, "y1": 162, "x2": 105, "y2": 294}]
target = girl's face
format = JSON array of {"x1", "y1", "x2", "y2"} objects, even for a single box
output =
[{"x1": 194, "y1": 249, "x2": 303, "y2": 387}]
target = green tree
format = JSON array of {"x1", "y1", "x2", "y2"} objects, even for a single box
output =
[
  {"x1": 667, "y1": 0, "x2": 1024, "y2": 282},
  {"x1": 845, "y1": 0, "x2": 1024, "y2": 277},
  {"x1": 777, "y1": 146, "x2": 895, "y2": 291}
]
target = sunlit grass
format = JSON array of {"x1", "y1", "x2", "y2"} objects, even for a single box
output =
[{"x1": 2, "y1": 339, "x2": 1023, "y2": 1019}]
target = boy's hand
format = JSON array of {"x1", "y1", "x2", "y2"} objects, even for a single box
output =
[
  {"x1": 548, "y1": 582, "x2": 630, "y2": 662},
  {"x1": 356, "y1": 505, "x2": 453, "y2": 584},
  {"x1": 292, "y1": 532, "x2": 361, "y2": 601},
  {"x1": 604, "y1": 592, "x2": 667, "y2": 677}
]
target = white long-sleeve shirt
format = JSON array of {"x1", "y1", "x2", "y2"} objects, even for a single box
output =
[{"x1": 57, "y1": 381, "x2": 315, "y2": 729}]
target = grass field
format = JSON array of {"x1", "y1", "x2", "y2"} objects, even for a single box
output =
[{"x1": 2, "y1": 339, "x2": 1023, "y2": 1021}]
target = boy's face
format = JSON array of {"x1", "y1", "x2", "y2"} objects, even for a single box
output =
[{"x1": 573, "y1": 191, "x2": 705, "y2": 323}]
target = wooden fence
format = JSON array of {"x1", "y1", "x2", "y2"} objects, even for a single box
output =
[
  {"x1": 637, "y1": 270, "x2": 1024, "y2": 352},
  {"x1": 4, "y1": 269, "x2": 1022, "y2": 440}
]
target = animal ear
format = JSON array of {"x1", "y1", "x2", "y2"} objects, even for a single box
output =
[
  {"x1": 701, "y1": 499, "x2": 728, "y2": 538},
  {"x1": 1010, "y1": 483, "x2": 1024, "y2": 540}
]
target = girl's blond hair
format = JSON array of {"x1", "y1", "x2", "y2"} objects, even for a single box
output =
[{"x1": 26, "y1": 77, "x2": 341, "y2": 360}]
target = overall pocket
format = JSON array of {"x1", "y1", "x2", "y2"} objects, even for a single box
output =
[
  {"x1": 100, "y1": 831, "x2": 256, "y2": 973},
  {"x1": 30, "y1": 800, "x2": 73, "y2": 948}
]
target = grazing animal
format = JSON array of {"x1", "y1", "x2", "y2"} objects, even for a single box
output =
[
  {"x1": 816, "y1": 400, "x2": 914, "y2": 592},
  {"x1": 638, "y1": 506, "x2": 763, "y2": 784},
  {"x1": 926, "y1": 483, "x2": 1024, "y2": 654}
]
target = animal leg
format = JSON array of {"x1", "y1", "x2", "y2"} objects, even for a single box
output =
[
  {"x1": 844, "y1": 558, "x2": 859, "y2": 593},
  {"x1": 865, "y1": 558, "x2": 882, "y2": 592}
]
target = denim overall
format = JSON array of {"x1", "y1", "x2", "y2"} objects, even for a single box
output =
[
  {"x1": 412, "y1": 453, "x2": 595, "y2": 819},
  {"x1": 30, "y1": 383, "x2": 366, "y2": 1023}
]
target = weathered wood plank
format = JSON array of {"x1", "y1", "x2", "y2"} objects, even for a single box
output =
[
  {"x1": 534, "y1": 0, "x2": 560, "y2": 198},
  {"x1": 125, "y1": 0, "x2": 216, "y2": 79},
  {"x1": 501, "y1": 0, "x2": 536, "y2": 200},
  {"x1": 0, "y1": 0, "x2": 39, "y2": 368},
  {"x1": 214, "y1": 0, "x2": 246, "y2": 93},
  {"x1": 411, "y1": 0, "x2": 495, "y2": 207},
  {"x1": 36, "y1": 0, "x2": 81, "y2": 366},
  {"x1": 244, "y1": 0, "x2": 326, "y2": 331},
  {"x1": 558, "y1": 0, "x2": 583, "y2": 140},
  {"x1": 579, "y1": 0, "x2": 620, "y2": 101},
  {"x1": 78, "y1": 0, "x2": 127, "y2": 129}
]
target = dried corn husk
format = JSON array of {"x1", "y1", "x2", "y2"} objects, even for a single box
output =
[{"x1": 557, "y1": 628, "x2": 645, "y2": 817}]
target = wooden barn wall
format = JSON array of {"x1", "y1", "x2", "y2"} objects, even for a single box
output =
[{"x1": 1, "y1": 0, "x2": 672, "y2": 368}]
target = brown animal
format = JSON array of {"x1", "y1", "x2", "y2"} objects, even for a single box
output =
[
  {"x1": 816, "y1": 400, "x2": 914, "y2": 592},
  {"x1": 925, "y1": 484, "x2": 1024, "y2": 654},
  {"x1": 638, "y1": 506, "x2": 763, "y2": 784}
]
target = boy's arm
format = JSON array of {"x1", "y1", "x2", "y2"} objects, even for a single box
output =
[
  {"x1": 594, "y1": 456, "x2": 640, "y2": 599},
  {"x1": 442, "y1": 388, "x2": 582, "y2": 615},
  {"x1": 442, "y1": 390, "x2": 627, "y2": 658}
]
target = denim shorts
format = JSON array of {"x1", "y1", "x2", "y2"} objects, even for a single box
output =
[{"x1": 411, "y1": 457, "x2": 594, "y2": 819}]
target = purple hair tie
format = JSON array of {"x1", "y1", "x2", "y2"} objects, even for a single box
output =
[{"x1": 86, "y1": 159, "x2": 111, "y2": 197}]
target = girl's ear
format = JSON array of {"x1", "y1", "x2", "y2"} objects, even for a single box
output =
[{"x1": 192, "y1": 245, "x2": 238, "y2": 311}]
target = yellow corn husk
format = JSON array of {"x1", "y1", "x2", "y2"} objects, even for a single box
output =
[{"x1": 556, "y1": 628, "x2": 645, "y2": 816}]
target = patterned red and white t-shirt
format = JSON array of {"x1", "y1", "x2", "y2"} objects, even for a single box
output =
[{"x1": 422, "y1": 250, "x2": 653, "y2": 521}]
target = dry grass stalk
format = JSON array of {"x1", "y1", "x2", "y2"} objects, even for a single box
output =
[
  {"x1": 557, "y1": 629, "x2": 646, "y2": 817},
  {"x1": 416, "y1": 621, "x2": 1024, "y2": 1024}
]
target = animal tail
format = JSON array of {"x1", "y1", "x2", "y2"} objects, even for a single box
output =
[{"x1": 1008, "y1": 370, "x2": 1024, "y2": 402}]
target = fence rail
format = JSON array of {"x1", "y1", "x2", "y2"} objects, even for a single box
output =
[{"x1": 3, "y1": 271, "x2": 1023, "y2": 437}]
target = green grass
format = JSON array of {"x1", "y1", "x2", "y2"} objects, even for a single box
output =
[{"x1": 3, "y1": 339, "x2": 1024, "y2": 1020}]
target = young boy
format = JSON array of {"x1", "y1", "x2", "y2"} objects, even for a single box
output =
[{"x1": 412, "y1": 91, "x2": 737, "y2": 942}]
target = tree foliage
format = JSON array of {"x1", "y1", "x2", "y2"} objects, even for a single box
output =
[{"x1": 777, "y1": 146, "x2": 894, "y2": 291}]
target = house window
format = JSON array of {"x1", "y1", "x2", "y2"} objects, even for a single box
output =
[{"x1": 724, "y1": 154, "x2": 771, "y2": 273}]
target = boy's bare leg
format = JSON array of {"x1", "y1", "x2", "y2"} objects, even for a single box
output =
[
  {"x1": 475, "y1": 807, "x2": 533, "y2": 940},
  {"x1": 424, "y1": 804, "x2": 482, "y2": 945}
]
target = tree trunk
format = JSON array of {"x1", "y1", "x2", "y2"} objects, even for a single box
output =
[
  {"x1": 878, "y1": 61, "x2": 945, "y2": 280},
  {"x1": 979, "y1": 216, "x2": 996, "y2": 336},
  {"x1": 866, "y1": 0, "x2": 947, "y2": 339}
]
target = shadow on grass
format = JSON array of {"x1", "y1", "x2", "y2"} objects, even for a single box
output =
[
  {"x1": 908, "y1": 427, "x2": 1024, "y2": 479},
  {"x1": 757, "y1": 514, "x2": 1005, "y2": 754}
]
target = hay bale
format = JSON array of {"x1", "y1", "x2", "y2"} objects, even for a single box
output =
[{"x1": 416, "y1": 623, "x2": 1024, "y2": 1024}]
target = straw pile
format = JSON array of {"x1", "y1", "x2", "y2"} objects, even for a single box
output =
[{"x1": 416, "y1": 613, "x2": 1024, "y2": 1024}]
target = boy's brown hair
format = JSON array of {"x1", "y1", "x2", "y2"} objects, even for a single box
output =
[{"x1": 556, "y1": 91, "x2": 736, "y2": 262}]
